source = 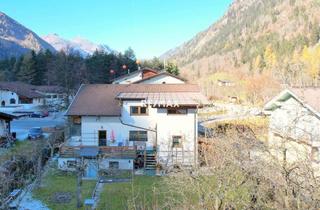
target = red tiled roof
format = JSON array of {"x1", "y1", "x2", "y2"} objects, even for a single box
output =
[
  {"x1": 289, "y1": 87, "x2": 320, "y2": 113},
  {"x1": 0, "y1": 82, "x2": 65, "y2": 98},
  {"x1": 66, "y1": 84, "x2": 207, "y2": 116},
  {"x1": 0, "y1": 82, "x2": 43, "y2": 98}
]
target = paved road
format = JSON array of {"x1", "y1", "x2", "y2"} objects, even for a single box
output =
[{"x1": 11, "y1": 112, "x2": 66, "y2": 140}]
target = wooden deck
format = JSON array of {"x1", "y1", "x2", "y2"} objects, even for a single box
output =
[{"x1": 59, "y1": 145, "x2": 137, "y2": 158}]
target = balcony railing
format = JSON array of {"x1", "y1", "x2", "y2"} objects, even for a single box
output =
[{"x1": 59, "y1": 144, "x2": 137, "y2": 158}]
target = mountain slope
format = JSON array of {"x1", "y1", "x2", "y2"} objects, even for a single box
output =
[
  {"x1": 0, "y1": 12, "x2": 55, "y2": 59},
  {"x1": 42, "y1": 34, "x2": 112, "y2": 56},
  {"x1": 163, "y1": 0, "x2": 320, "y2": 77}
]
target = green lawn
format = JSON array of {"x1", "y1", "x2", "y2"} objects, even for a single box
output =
[
  {"x1": 97, "y1": 175, "x2": 165, "y2": 210},
  {"x1": 33, "y1": 168, "x2": 96, "y2": 210}
]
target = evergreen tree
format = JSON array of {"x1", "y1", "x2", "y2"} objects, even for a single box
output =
[
  {"x1": 310, "y1": 22, "x2": 320, "y2": 45},
  {"x1": 17, "y1": 50, "x2": 37, "y2": 84},
  {"x1": 165, "y1": 62, "x2": 180, "y2": 75}
]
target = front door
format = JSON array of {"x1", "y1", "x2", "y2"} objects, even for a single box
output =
[
  {"x1": 98, "y1": 130, "x2": 107, "y2": 146},
  {"x1": 85, "y1": 160, "x2": 98, "y2": 178}
]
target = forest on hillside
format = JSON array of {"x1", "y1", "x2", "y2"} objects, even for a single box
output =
[
  {"x1": 0, "y1": 48, "x2": 180, "y2": 94},
  {"x1": 0, "y1": 48, "x2": 138, "y2": 93}
]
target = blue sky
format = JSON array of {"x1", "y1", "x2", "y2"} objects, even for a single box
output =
[{"x1": 1, "y1": 0, "x2": 232, "y2": 59}]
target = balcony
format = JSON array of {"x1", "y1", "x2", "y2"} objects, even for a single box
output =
[{"x1": 59, "y1": 144, "x2": 137, "y2": 159}]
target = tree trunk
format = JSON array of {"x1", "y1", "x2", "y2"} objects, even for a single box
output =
[
  {"x1": 36, "y1": 152, "x2": 42, "y2": 187},
  {"x1": 76, "y1": 169, "x2": 82, "y2": 208}
]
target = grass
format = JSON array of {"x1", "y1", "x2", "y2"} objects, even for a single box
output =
[
  {"x1": 0, "y1": 140, "x2": 37, "y2": 165},
  {"x1": 97, "y1": 175, "x2": 165, "y2": 210},
  {"x1": 33, "y1": 167, "x2": 96, "y2": 210}
]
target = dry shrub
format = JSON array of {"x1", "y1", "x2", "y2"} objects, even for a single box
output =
[{"x1": 162, "y1": 127, "x2": 320, "y2": 210}]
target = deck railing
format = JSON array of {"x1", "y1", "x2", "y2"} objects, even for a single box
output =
[{"x1": 59, "y1": 144, "x2": 137, "y2": 158}]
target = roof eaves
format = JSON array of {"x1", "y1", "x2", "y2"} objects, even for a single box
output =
[{"x1": 65, "y1": 84, "x2": 85, "y2": 116}]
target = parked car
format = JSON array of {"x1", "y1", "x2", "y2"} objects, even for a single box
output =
[
  {"x1": 28, "y1": 127, "x2": 43, "y2": 139},
  {"x1": 30, "y1": 110, "x2": 49, "y2": 118}
]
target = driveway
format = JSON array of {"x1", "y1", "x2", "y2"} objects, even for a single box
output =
[{"x1": 11, "y1": 112, "x2": 66, "y2": 140}]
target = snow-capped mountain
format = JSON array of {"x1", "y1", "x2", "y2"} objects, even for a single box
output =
[
  {"x1": 0, "y1": 12, "x2": 55, "y2": 59},
  {"x1": 42, "y1": 34, "x2": 113, "y2": 56}
]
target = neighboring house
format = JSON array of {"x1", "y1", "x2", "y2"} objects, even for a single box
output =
[
  {"x1": 59, "y1": 84, "x2": 208, "y2": 176},
  {"x1": 264, "y1": 88, "x2": 320, "y2": 163},
  {"x1": 0, "y1": 82, "x2": 45, "y2": 107},
  {"x1": 0, "y1": 82, "x2": 67, "y2": 112},
  {"x1": 33, "y1": 85, "x2": 67, "y2": 107},
  {"x1": 217, "y1": 79, "x2": 235, "y2": 87},
  {"x1": 112, "y1": 68, "x2": 158, "y2": 84},
  {"x1": 133, "y1": 71, "x2": 186, "y2": 84},
  {"x1": 112, "y1": 68, "x2": 186, "y2": 84}
]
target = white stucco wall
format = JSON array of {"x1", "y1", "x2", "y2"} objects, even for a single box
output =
[
  {"x1": 0, "y1": 89, "x2": 45, "y2": 108},
  {"x1": 32, "y1": 98, "x2": 45, "y2": 106},
  {"x1": 100, "y1": 158, "x2": 134, "y2": 170},
  {"x1": 0, "y1": 90, "x2": 19, "y2": 107},
  {"x1": 39, "y1": 92, "x2": 66, "y2": 107},
  {"x1": 137, "y1": 74, "x2": 185, "y2": 84},
  {"x1": 112, "y1": 72, "x2": 143, "y2": 84}
]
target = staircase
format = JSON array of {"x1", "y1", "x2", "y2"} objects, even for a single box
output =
[{"x1": 145, "y1": 150, "x2": 157, "y2": 170}]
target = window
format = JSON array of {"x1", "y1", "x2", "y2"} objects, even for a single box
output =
[
  {"x1": 67, "y1": 160, "x2": 76, "y2": 168},
  {"x1": 10, "y1": 98, "x2": 16, "y2": 104},
  {"x1": 1, "y1": 101, "x2": 5, "y2": 106},
  {"x1": 167, "y1": 108, "x2": 187, "y2": 115},
  {"x1": 130, "y1": 106, "x2": 148, "y2": 115},
  {"x1": 172, "y1": 136, "x2": 182, "y2": 148},
  {"x1": 109, "y1": 161, "x2": 119, "y2": 169},
  {"x1": 52, "y1": 95, "x2": 57, "y2": 99},
  {"x1": 129, "y1": 131, "x2": 147, "y2": 141},
  {"x1": 98, "y1": 130, "x2": 107, "y2": 146},
  {"x1": 72, "y1": 116, "x2": 81, "y2": 124}
]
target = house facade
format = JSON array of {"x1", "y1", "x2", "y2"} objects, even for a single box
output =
[
  {"x1": 59, "y1": 84, "x2": 207, "y2": 175},
  {"x1": 264, "y1": 88, "x2": 320, "y2": 163},
  {"x1": 0, "y1": 82, "x2": 45, "y2": 108},
  {"x1": 33, "y1": 85, "x2": 67, "y2": 108}
]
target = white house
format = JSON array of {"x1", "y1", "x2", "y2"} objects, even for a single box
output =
[
  {"x1": 112, "y1": 68, "x2": 158, "y2": 84},
  {"x1": 112, "y1": 68, "x2": 186, "y2": 84},
  {"x1": 133, "y1": 72, "x2": 186, "y2": 84},
  {"x1": 0, "y1": 82, "x2": 45, "y2": 108},
  {"x1": 0, "y1": 82, "x2": 67, "y2": 113},
  {"x1": 59, "y1": 84, "x2": 208, "y2": 176},
  {"x1": 264, "y1": 87, "x2": 320, "y2": 163},
  {"x1": 33, "y1": 85, "x2": 67, "y2": 108}
]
